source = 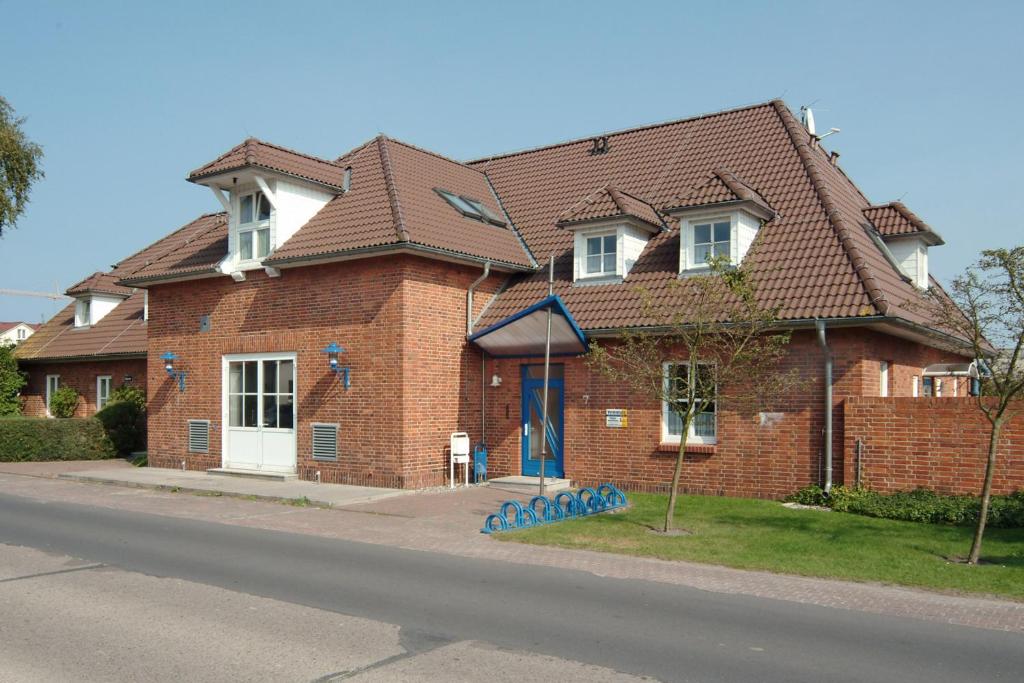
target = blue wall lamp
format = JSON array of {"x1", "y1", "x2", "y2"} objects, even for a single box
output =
[
  {"x1": 161, "y1": 352, "x2": 187, "y2": 392},
  {"x1": 322, "y1": 342, "x2": 351, "y2": 390}
]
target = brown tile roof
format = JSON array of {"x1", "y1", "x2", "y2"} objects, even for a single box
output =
[
  {"x1": 65, "y1": 272, "x2": 134, "y2": 297},
  {"x1": 666, "y1": 168, "x2": 775, "y2": 216},
  {"x1": 14, "y1": 291, "x2": 146, "y2": 361},
  {"x1": 117, "y1": 213, "x2": 228, "y2": 285},
  {"x1": 266, "y1": 136, "x2": 534, "y2": 269},
  {"x1": 0, "y1": 321, "x2": 38, "y2": 332},
  {"x1": 556, "y1": 186, "x2": 664, "y2": 231},
  {"x1": 188, "y1": 138, "x2": 345, "y2": 190},
  {"x1": 471, "y1": 99, "x2": 944, "y2": 331},
  {"x1": 864, "y1": 202, "x2": 944, "y2": 245}
]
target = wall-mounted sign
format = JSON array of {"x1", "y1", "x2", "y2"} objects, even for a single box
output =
[{"x1": 606, "y1": 408, "x2": 627, "y2": 428}]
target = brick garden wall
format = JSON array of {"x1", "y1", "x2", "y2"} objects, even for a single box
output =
[
  {"x1": 843, "y1": 396, "x2": 1024, "y2": 495},
  {"x1": 19, "y1": 358, "x2": 147, "y2": 418}
]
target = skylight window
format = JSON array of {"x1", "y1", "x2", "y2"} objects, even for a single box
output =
[{"x1": 435, "y1": 189, "x2": 507, "y2": 227}]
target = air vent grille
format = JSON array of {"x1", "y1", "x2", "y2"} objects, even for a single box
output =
[
  {"x1": 187, "y1": 420, "x2": 210, "y2": 453},
  {"x1": 312, "y1": 423, "x2": 338, "y2": 461}
]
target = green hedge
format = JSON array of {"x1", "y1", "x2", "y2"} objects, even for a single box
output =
[
  {"x1": 95, "y1": 400, "x2": 146, "y2": 455},
  {"x1": 0, "y1": 417, "x2": 117, "y2": 462},
  {"x1": 786, "y1": 485, "x2": 1024, "y2": 528}
]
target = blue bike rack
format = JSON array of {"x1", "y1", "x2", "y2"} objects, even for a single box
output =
[{"x1": 481, "y1": 483, "x2": 628, "y2": 534}]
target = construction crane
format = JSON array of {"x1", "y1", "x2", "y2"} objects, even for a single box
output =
[{"x1": 0, "y1": 288, "x2": 71, "y2": 301}]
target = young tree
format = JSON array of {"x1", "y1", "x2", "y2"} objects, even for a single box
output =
[
  {"x1": 0, "y1": 95, "x2": 44, "y2": 236},
  {"x1": 0, "y1": 342, "x2": 27, "y2": 416},
  {"x1": 925, "y1": 247, "x2": 1024, "y2": 564},
  {"x1": 588, "y1": 259, "x2": 794, "y2": 532}
]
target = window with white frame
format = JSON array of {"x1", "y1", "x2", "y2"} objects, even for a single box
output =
[
  {"x1": 16, "y1": 327, "x2": 26, "y2": 340},
  {"x1": 237, "y1": 190, "x2": 272, "y2": 261},
  {"x1": 75, "y1": 299, "x2": 92, "y2": 327},
  {"x1": 662, "y1": 362, "x2": 717, "y2": 444},
  {"x1": 879, "y1": 360, "x2": 890, "y2": 397},
  {"x1": 97, "y1": 376, "x2": 112, "y2": 411},
  {"x1": 46, "y1": 375, "x2": 60, "y2": 417},
  {"x1": 583, "y1": 232, "x2": 617, "y2": 277},
  {"x1": 692, "y1": 218, "x2": 731, "y2": 266}
]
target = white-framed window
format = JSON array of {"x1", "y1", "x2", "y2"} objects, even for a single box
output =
[
  {"x1": 16, "y1": 327, "x2": 27, "y2": 340},
  {"x1": 75, "y1": 299, "x2": 92, "y2": 328},
  {"x1": 661, "y1": 361, "x2": 717, "y2": 445},
  {"x1": 935, "y1": 378, "x2": 942, "y2": 397},
  {"x1": 922, "y1": 376, "x2": 935, "y2": 397},
  {"x1": 237, "y1": 190, "x2": 272, "y2": 261},
  {"x1": 583, "y1": 232, "x2": 617, "y2": 277},
  {"x1": 912, "y1": 375, "x2": 920, "y2": 397},
  {"x1": 692, "y1": 218, "x2": 731, "y2": 266},
  {"x1": 45, "y1": 375, "x2": 60, "y2": 417},
  {"x1": 879, "y1": 361, "x2": 890, "y2": 397},
  {"x1": 96, "y1": 376, "x2": 112, "y2": 411}
]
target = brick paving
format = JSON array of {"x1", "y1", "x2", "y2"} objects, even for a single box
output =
[{"x1": 0, "y1": 466, "x2": 1021, "y2": 634}]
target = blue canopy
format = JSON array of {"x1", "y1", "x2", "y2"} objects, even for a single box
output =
[{"x1": 468, "y1": 295, "x2": 587, "y2": 358}]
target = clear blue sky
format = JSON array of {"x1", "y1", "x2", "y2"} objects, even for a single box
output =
[{"x1": 2, "y1": 0, "x2": 1021, "y2": 323}]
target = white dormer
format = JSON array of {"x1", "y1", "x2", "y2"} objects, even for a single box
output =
[
  {"x1": 557, "y1": 186, "x2": 664, "y2": 284},
  {"x1": 887, "y1": 237, "x2": 930, "y2": 289},
  {"x1": 74, "y1": 294, "x2": 122, "y2": 328},
  {"x1": 676, "y1": 209, "x2": 764, "y2": 273}
]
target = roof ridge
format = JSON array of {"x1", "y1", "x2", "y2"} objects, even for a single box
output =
[
  {"x1": 333, "y1": 136, "x2": 379, "y2": 166},
  {"x1": 772, "y1": 100, "x2": 889, "y2": 316},
  {"x1": 468, "y1": 99, "x2": 779, "y2": 166},
  {"x1": 376, "y1": 136, "x2": 411, "y2": 242},
  {"x1": 242, "y1": 137, "x2": 340, "y2": 167}
]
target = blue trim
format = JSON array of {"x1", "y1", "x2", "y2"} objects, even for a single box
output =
[
  {"x1": 468, "y1": 294, "x2": 588, "y2": 351},
  {"x1": 520, "y1": 365, "x2": 565, "y2": 478}
]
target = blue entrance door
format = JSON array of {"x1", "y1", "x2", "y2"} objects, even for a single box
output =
[{"x1": 521, "y1": 364, "x2": 564, "y2": 478}]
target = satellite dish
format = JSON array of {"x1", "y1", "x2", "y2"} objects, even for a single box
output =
[{"x1": 801, "y1": 106, "x2": 816, "y2": 136}]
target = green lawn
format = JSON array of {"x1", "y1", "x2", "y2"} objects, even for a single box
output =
[{"x1": 497, "y1": 493, "x2": 1024, "y2": 600}]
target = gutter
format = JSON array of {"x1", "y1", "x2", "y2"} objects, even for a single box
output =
[
  {"x1": 815, "y1": 320, "x2": 834, "y2": 494},
  {"x1": 265, "y1": 243, "x2": 532, "y2": 272}
]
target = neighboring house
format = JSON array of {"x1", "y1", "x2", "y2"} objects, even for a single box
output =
[
  {"x1": 0, "y1": 321, "x2": 37, "y2": 346},
  {"x1": 85, "y1": 99, "x2": 971, "y2": 497},
  {"x1": 15, "y1": 270, "x2": 148, "y2": 417}
]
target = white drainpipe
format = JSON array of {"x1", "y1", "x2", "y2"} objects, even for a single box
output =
[
  {"x1": 466, "y1": 262, "x2": 491, "y2": 336},
  {"x1": 815, "y1": 320, "x2": 833, "y2": 493}
]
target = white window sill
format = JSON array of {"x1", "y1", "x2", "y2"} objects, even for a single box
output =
[{"x1": 573, "y1": 274, "x2": 623, "y2": 286}]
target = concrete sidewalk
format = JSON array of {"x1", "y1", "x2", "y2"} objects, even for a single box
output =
[{"x1": 57, "y1": 466, "x2": 408, "y2": 507}]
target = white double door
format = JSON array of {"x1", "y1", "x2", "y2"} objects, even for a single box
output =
[{"x1": 222, "y1": 353, "x2": 297, "y2": 473}]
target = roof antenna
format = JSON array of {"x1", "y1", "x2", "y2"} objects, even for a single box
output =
[{"x1": 800, "y1": 106, "x2": 816, "y2": 136}]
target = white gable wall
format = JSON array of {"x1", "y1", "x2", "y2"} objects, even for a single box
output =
[
  {"x1": 273, "y1": 180, "x2": 334, "y2": 248},
  {"x1": 621, "y1": 224, "x2": 648, "y2": 277},
  {"x1": 888, "y1": 237, "x2": 929, "y2": 289}
]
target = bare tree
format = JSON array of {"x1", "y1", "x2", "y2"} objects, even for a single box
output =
[
  {"x1": 924, "y1": 247, "x2": 1024, "y2": 564},
  {"x1": 588, "y1": 258, "x2": 795, "y2": 532}
]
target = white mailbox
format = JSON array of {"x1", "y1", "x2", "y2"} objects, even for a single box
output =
[{"x1": 450, "y1": 432, "x2": 470, "y2": 488}]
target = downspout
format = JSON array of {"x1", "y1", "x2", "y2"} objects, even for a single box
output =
[
  {"x1": 467, "y1": 262, "x2": 491, "y2": 336},
  {"x1": 815, "y1": 320, "x2": 833, "y2": 493},
  {"x1": 468, "y1": 262, "x2": 491, "y2": 450}
]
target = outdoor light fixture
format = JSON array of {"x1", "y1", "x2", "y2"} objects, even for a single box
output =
[
  {"x1": 321, "y1": 342, "x2": 351, "y2": 390},
  {"x1": 161, "y1": 352, "x2": 187, "y2": 392},
  {"x1": 490, "y1": 374, "x2": 502, "y2": 387}
]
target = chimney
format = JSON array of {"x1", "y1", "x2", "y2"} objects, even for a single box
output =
[{"x1": 829, "y1": 151, "x2": 840, "y2": 166}]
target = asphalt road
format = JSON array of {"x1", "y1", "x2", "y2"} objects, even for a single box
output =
[{"x1": 1, "y1": 491, "x2": 1021, "y2": 682}]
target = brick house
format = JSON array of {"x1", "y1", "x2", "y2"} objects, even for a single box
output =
[
  {"x1": 21, "y1": 100, "x2": 982, "y2": 496},
  {"x1": 0, "y1": 321, "x2": 37, "y2": 346}
]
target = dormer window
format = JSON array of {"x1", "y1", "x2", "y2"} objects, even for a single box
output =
[
  {"x1": 75, "y1": 299, "x2": 92, "y2": 328},
  {"x1": 585, "y1": 233, "x2": 617, "y2": 277},
  {"x1": 238, "y1": 190, "x2": 272, "y2": 261},
  {"x1": 692, "y1": 219, "x2": 731, "y2": 265}
]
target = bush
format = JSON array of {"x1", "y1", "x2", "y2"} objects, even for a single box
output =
[
  {"x1": 109, "y1": 384, "x2": 146, "y2": 411},
  {"x1": 0, "y1": 417, "x2": 116, "y2": 461},
  {"x1": 49, "y1": 386, "x2": 80, "y2": 418},
  {"x1": 786, "y1": 485, "x2": 1024, "y2": 528},
  {"x1": 0, "y1": 342, "x2": 26, "y2": 416},
  {"x1": 95, "y1": 399, "x2": 146, "y2": 455}
]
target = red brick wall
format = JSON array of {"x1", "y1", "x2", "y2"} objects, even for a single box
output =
[
  {"x1": 146, "y1": 254, "x2": 500, "y2": 488},
  {"x1": 19, "y1": 359, "x2": 147, "y2": 418},
  {"x1": 843, "y1": 396, "x2": 1024, "y2": 495},
  {"x1": 482, "y1": 328, "x2": 969, "y2": 499}
]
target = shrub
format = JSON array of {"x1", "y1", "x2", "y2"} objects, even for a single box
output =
[
  {"x1": 109, "y1": 384, "x2": 146, "y2": 411},
  {"x1": 49, "y1": 386, "x2": 80, "y2": 418},
  {"x1": 0, "y1": 417, "x2": 116, "y2": 461},
  {"x1": 0, "y1": 342, "x2": 26, "y2": 416},
  {"x1": 786, "y1": 485, "x2": 1024, "y2": 528},
  {"x1": 95, "y1": 399, "x2": 146, "y2": 455}
]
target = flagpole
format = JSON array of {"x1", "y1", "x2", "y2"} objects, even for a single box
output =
[{"x1": 539, "y1": 254, "x2": 554, "y2": 498}]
